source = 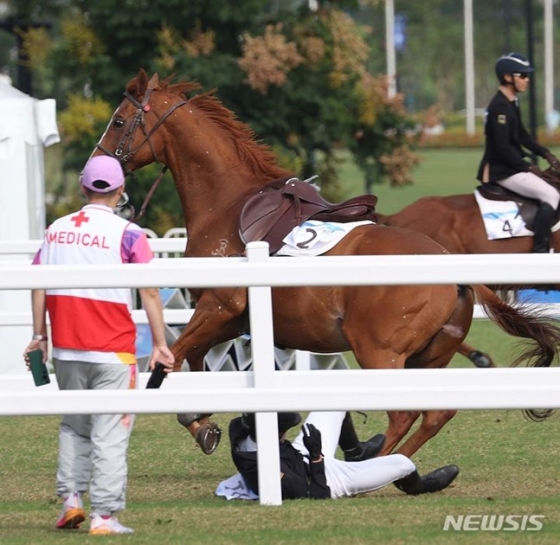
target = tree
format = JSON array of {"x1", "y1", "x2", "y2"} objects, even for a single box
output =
[
  {"x1": 152, "y1": 4, "x2": 418, "y2": 195},
  {"x1": 2, "y1": 0, "x2": 423, "y2": 231}
]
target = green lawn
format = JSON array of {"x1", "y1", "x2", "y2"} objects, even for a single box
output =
[
  {"x1": 337, "y1": 146, "x2": 560, "y2": 213},
  {"x1": 2, "y1": 372, "x2": 559, "y2": 545}
]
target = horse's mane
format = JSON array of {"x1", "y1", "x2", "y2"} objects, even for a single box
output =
[{"x1": 129, "y1": 73, "x2": 292, "y2": 181}]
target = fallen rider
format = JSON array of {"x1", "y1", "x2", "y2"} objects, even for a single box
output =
[{"x1": 217, "y1": 411, "x2": 458, "y2": 500}]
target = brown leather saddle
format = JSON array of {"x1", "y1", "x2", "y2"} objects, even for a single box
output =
[
  {"x1": 476, "y1": 167, "x2": 560, "y2": 231},
  {"x1": 239, "y1": 177, "x2": 378, "y2": 254}
]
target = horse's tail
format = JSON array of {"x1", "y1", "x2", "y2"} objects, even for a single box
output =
[{"x1": 472, "y1": 284, "x2": 560, "y2": 422}]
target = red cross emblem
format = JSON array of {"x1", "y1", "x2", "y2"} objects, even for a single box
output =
[{"x1": 70, "y1": 211, "x2": 90, "y2": 227}]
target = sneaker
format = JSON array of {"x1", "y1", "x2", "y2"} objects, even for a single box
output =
[
  {"x1": 55, "y1": 492, "x2": 86, "y2": 530},
  {"x1": 89, "y1": 513, "x2": 134, "y2": 535}
]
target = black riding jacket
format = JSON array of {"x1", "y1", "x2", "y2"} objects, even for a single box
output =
[
  {"x1": 477, "y1": 90, "x2": 549, "y2": 183},
  {"x1": 228, "y1": 417, "x2": 331, "y2": 500}
]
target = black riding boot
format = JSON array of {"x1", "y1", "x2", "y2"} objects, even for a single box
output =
[
  {"x1": 394, "y1": 464, "x2": 459, "y2": 495},
  {"x1": 532, "y1": 203, "x2": 556, "y2": 253},
  {"x1": 393, "y1": 465, "x2": 459, "y2": 496},
  {"x1": 339, "y1": 412, "x2": 386, "y2": 462}
]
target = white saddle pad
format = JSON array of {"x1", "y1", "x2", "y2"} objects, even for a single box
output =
[
  {"x1": 474, "y1": 190, "x2": 533, "y2": 240},
  {"x1": 276, "y1": 220, "x2": 374, "y2": 257},
  {"x1": 475, "y1": 191, "x2": 560, "y2": 240}
]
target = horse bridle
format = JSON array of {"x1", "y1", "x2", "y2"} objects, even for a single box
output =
[{"x1": 96, "y1": 84, "x2": 187, "y2": 221}]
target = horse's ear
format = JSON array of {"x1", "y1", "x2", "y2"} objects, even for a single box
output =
[
  {"x1": 131, "y1": 68, "x2": 148, "y2": 97},
  {"x1": 147, "y1": 73, "x2": 160, "y2": 89}
]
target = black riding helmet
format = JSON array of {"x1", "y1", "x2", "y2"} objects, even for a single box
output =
[
  {"x1": 241, "y1": 412, "x2": 302, "y2": 439},
  {"x1": 495, "y1": 52, "x2": 534, "y2": 84}
]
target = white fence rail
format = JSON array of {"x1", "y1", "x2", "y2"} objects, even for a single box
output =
[
  {"x1": 0, "y1": 236, "x2": 348, "y2": 373},
  {"x1": 1, "y1": 242, "x2": 560, "y2": 505},
  {"x1": 3, "y1": 239, "x2": 560, "y2": 322}
]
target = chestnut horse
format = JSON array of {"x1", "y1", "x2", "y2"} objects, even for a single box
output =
[
  {"x1": 93, "y1": 70, "x2": 560, "y2": 461},
  {"x1": 377, "y1": 186, "x2": 560, "y2": 261}
]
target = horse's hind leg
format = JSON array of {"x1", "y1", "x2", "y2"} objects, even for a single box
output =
[
  {"x1": 394, "y1": 409, "x2": 457, "y2": 458},
  {"x1": 347, "y1": 346, "x2": 423, "y2": 456},
  {"x1": 381, "y1": 286, "x2": 472, "y2": 457},
  {"x1": 380, "y1": 410, "x2": 422, "y2": 456},
  {"x1": 457, "y1": 341, "x2": 495, "y2": 368}
]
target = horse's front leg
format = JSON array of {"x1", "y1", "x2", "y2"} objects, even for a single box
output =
[
  {"x1": 170, "y1": 288, "x2": 248, "y2": 371},
  {"x1": 171, "y1": 290, "x2": 248, "y2": 454}
]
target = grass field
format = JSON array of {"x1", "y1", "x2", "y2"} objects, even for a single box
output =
[
  {"x1": 2, "y1": 148, "x2": 560, "y2": 544},
  {"x1": 2, "y1": 365, "x2": 560, "y2": 545},
  {"x1": 338, "y1": 145, "x2": 560, "y2": 212}
]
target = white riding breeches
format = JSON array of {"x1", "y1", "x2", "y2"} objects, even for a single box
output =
[
  {"x1": 292, "y1": 411, "x2": 416, "y2": 499},
  {"x1": 497, "y1": 171, "x2": 560, "y2": 209}
]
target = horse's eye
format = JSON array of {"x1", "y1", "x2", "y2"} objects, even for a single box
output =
[{"x1": 114, "y1": 119, "x2": 125, "y2": 128}]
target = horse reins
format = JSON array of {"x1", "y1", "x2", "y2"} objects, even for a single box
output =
[{"x1": 96, "y1": 84, "x2": 187, "y2": 222}]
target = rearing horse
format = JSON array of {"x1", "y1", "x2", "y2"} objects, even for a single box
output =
[{"x1": 93, "y1": 70, "x2": 560, "y2": 461}]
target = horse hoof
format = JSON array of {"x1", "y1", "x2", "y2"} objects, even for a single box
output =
[
  {"x1": 468, "y1": 351, "x2": 493, "y2": 368},
  {"x1": 195, "y1": 422, "x2": 222, "y2": 455}
]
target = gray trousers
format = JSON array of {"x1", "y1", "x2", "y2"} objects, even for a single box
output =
[{"x1": 54, "y1": 358, "x2": 137, "y2": 516}]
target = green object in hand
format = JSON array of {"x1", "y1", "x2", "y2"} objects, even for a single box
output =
[{"x1": 28, "y1": 349, "x2": 50, "y2": 386}]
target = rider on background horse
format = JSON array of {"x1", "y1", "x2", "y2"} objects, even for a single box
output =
[{"x1": 477, "y1": 52, "x2": 560, "y2": 253}]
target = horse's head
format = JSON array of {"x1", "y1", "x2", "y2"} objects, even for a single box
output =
[
  {"x1": 95, "y1": 69, "x2": 292, "y2": 183},
  {"x1": 93, "y1": 69, "x2": 296, "y2": 230},
  {"x1": 94, "y1": 69, "x2": 197, "y2": 172}
]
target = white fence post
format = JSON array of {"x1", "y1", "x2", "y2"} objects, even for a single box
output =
[{"x1": 246, "y1": 241, "x2": 282, "y2": 505}]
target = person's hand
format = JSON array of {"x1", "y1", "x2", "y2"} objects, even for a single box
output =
[
  {"x1": 528, "y1": 164, "x2": 546, "y2": 178},
  {"x1": 22, "y1": 339, "x2": 48, "y2": 369},
  {"x1": 544, "y1": 152, "x2": 560, "y2": 170},
  {"x1": 302, "y1": 423, "x2": 323, "y2": 461},
  {"x1": 149, "y1": 345, "x2": 175, "y2": 372}
]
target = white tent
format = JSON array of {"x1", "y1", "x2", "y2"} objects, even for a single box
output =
[{"x1": 0, "y1": 79, "x2": 60, "y2": 374}]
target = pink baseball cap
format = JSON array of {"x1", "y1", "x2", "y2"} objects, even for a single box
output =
[{"x1": 81, "y1": 156, "x2": 125, "y2": 193}]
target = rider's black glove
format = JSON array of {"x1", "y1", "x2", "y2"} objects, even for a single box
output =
[
  {"x1": 528, "y1": 164, "x2": 546, "y2": 178},
  {"x1": 302, "y1": 423, "x2": 323, "y2": 461}
]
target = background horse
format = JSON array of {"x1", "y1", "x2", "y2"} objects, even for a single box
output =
[
  {"x1": 94, "y1": 69, "x2": 560, "y2": 462},
  {"x1": 377, "y1": 173, "x2": 560, "y2": 293},
  {"x1": 377, "y1": 186, "x2": 560, "y2": 262}
]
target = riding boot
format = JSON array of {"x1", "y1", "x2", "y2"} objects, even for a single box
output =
[
  {"x1": 394, "y1": 464, "x2": 459, "y2": 495},
  {"x1": 339, "y1": 412, "x2": 386, "y2": 462},
  {"x1": 532, "y1": 203, "x2": 555, "y2": 253}
]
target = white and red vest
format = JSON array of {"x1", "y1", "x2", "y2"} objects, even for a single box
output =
[{"x1": 34, "y1": 204, "x2": 154, "y2": 364}]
